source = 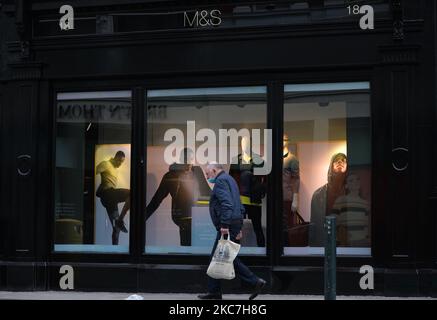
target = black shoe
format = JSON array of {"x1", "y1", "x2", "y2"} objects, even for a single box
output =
[
  {"x1": 198, "y1": 293, "x2": 222, "y2": 300},
  {"x1": 249, "y1": 278, "x2": 266, "y2": 300},
  {"x1": 115, "y1": 218, "x2": 128, "y2": 233}
]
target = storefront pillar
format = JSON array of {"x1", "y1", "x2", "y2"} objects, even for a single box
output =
[
  {"x1": 1, "y1": 61, "x2": 46, "y2": 290},
  {"x1": 374, "y1": 45, "x2": 418, "y2": 264}
]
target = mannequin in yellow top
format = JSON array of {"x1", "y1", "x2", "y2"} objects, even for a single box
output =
[{"x1": 95, "y1": 151, "x2": 130, "y2": 245}]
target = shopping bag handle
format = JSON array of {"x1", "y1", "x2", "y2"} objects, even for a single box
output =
[{"x1": 220, "y1": 234, "x2": 229, "y2": 241}]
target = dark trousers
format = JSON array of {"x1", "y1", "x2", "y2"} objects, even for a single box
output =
[
  {"x1": 100, "y1": 188, "x2": 130, "y2": 245},
  {"x1": 175, "y1": 217, "x2": 192, "y2": 246},
  {"x1": 244, "y1": 204, "x2": 265, "y2": 247},
  {"x1": 207, "y1": 228, "x2": 259, "y2": 294},
  {"x1": 283, "y1": 200, "x2": 292, "y2": 247},
  {"x1": 101, "y1": 206, "x2": 120, "y2": 245}
]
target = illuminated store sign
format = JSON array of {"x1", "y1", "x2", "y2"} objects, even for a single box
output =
[{"x1": 183, "y1": 10, "x2": 222, "y2": 28}]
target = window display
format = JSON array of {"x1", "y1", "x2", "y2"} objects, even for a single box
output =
[
  {"x1": 310, "y1": 152, "x2": 348, "y2": 246},
  {"x1": 282, "y1": 134, "x2": 303, "y2": 246},
  {"x1": 95, "y1": 145, "x2": 131, "y2": 246},
  {"x1": 145, "y1": 86, "x2": 268, "y2": 255},
  {"x1": 229, "y1": 136, "x2": 267, "y2": 247},
  {"x1": 146, "y1": 147, "x2": 208, "y2": 246},
  {"x1": 53, "y1": 84, "x2": 369, "y2": 257},
  {"x1": 332, "y1": 172, "x2": 370, "y2": 247},
  {"x1": 54, "y1": 91, "x2": 131, "y2": 253},
  {"x1": 283, "y1": 82, "x2": 371, "y2": 256}
]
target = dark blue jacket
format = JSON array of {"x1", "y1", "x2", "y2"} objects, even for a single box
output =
[{"x1": 209, "y1": 171, "x2": 245, "y2": 229}]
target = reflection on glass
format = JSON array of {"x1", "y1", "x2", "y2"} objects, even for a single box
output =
[
  {"x1": 145, "y1": 86, "x2": 268, "y2": 255},
  {"x1": 54, "y1": 91, "x2": 131, "y2": 253},
  {"x1": 283, "y1": 82, "x2": 371, "y2": 256}
]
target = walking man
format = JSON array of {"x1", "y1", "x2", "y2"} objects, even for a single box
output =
[{"x1": 198, "y1": 163, "x2": 266, "y2": 300}]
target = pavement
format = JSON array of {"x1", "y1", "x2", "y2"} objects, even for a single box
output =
[{"x1": 0, "y1": 291, "x2": 435, "y2": 300}]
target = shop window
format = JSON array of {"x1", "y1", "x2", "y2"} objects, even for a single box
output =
[
  {"x1": 54, "y1": 91, "x2": 132, "y2": 253},
  {"x1": 145, "y1": 86, "x2": 268, "y2": 255},
  {"x1": 282, "y1": 82, "x2": 371, "y2": 256}
]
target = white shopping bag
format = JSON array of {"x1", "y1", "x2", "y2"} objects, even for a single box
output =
[{"x1": 207, "y1": 234, "x2": 241, "y2": 280}]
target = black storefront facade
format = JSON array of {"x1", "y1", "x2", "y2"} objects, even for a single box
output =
[{"x1": 0, "y1": 0, "x2": 436, "y2": 297}]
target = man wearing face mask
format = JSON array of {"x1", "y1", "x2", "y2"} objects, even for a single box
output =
[
  {"x1": 198, "y1": 162, "x2": 266, "y2": 300},
  {"x1": 310, "y1": 153, "x2": 348, "y2": 246}
]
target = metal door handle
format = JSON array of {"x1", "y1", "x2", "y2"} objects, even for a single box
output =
[
  {"x1": 392, "y1": 147, "x2": 408, "y2": 172},
  {"x1": 17, "y1": 154, "x2": 32, "y2": 176}
]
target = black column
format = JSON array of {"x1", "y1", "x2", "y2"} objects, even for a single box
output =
[
  {"x1": 431, "y1": 0, "x2": 437, "y2": 267},
  {"x1": 131, "y1": 87, "x2": 145, "y2": 262},
  {"x1": 374, "y1": 45, "x2": 420, "y2": 267},
  {"x1": 432, "y1": 0, "x2": 437, "y2": 282},
  {"x1": 268, "y1": 81, "x2": 283, "y2": 266},
  {"x1": 0, "y1": 85, "x2": 4, "y2": 261},
  {"x1": 2, "y1": 62, "x2": 44, "y2": 289}
]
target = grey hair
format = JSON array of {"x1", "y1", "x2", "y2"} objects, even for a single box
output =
[{"x1": 207, "y1": 162, "x2": 224, "y2": 170}]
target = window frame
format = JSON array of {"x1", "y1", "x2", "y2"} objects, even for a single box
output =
[
  {"x1": 144, "y1": 84, "x2": 269, "y2": 257},
  {"x1": 281, "y1": 81, "x2": 372, "y2": 258},
  {"x1": 48, "y1": 72, "x2": 377, "y2": 270}
]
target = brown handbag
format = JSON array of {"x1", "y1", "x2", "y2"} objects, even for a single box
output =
[{"x1": 287, "y1": 210, "x2": 310, "y2": 247}]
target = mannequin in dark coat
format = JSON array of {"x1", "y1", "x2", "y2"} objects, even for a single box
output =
[{"x1": 310, "y1": 153, "x2": 347, "y2": 246}]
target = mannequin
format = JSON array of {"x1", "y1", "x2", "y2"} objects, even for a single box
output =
[
  {"x1": 241, "y1": 136, "x2": 252, "y2": 164},
  {"x1": 229, "y1": 136, "x2": 266, "y2": 247},
  {"x1": 332, "y1": 172, "x2": 370, "y2": 247},
  {"x1": 282, "y1": 134, "x2": 301, "y2": 246},
  {"x1": 146, "y1": 148, "x2": 199, "y2": 246},
  {"x1": 310, "y1": 153, "x2": 348, "y2": 246}
]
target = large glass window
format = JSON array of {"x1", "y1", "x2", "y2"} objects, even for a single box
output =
[
  {"x1": 145, "y1": 86, "x2": 268, "y2": 255},
  {"x1": 55, "y1": 91, "x2": 131, "y2": 253},
  {"x1": 282, "y1": 82, "x2": 371, "y2": 256}
]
